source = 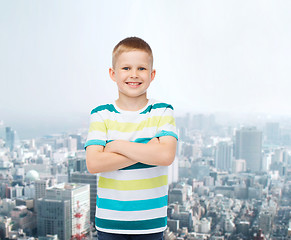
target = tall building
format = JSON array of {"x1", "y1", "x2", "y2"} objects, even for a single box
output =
[
  {"x1": 259, "y1": 211, "x2": 273, "y2": 235},
  {"x1": 232, "y1": 159, "x2": 246, "y2": 173},
  {"x1": 235, "y1": 127, "x2": 262, "y2": 172},
  {"x1": 168, "y1": 157, "x2": 179, "y2": 184},
  {"x1": 35, "y1": 179, "x2": 50, "y2": 200},
  {"x1": 69, "y1": 134, "x2": 83, "y2": 150},
  {"x1": 69, "y1": 172, "x2": 98, "y2": 224},
  {"x1": 0, "y1": 120, "x2": 5, "y2": 139},
  {"x1": 37, "y1": 183, "x2": 90, "y2": 240},
  {"x1": 215, "y1": 141, "x2": 233, "y2": 172},
  {"x1": 265, "y1": 122, "x2": 280, "y2": 145},
  {"x1": 5, "y1": 127, "x2": 16, "y2": 151},
  {"x1": 66, "y1": 137, "x2": 77, "y2": 152},
  {"x1": 67, "y1": 157, "x2": 87, "y2": 181},
  {"x1": 37, "y1": 198, "x2": 71, "y2": 240}
]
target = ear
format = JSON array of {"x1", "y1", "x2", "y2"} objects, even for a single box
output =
[
  {"x1": 150, "y1": 69, "x2": 156, "y2": 82},
  {"x1": 109, "y1": 68, "x2": 116, "y2": 82}
]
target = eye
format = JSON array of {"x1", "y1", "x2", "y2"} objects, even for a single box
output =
[
  {"x1": 122, "y1": 67, "x2": 130, "y2": 70},
  {"x1": 138, "y1": 67, "x2": 146, "y2": 70}
]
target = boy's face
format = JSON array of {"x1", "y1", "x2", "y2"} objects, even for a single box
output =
[{"x1": 109, "y1": 50, "x2": 156, "y2": 101}]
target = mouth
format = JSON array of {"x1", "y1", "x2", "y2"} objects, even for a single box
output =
[{"x1": 126, "y1": 82, "x2": 142, "y2": 86}]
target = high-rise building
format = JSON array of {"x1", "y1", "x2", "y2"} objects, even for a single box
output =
[
  {"x1": 69, "y1": 172, "x2": 98, "y2": 225},
  {"x1": 5, "y1": 127, "x2": 15, "y2": 151},
  {"x1": 265, "y1": 122, "x2": 280, "y2": 145},
  {"x1": 235, "y1": 127, "x2": 262, "y2": 172},
  {"x1": 67, "y1": 137, "x2": 77, "y2": 152},
  {"x1": 215, "y1": 141, "x2": 233, "y2": 172},
  {"x1": 0, "y1": 120, "x2": 5, "y2": 140},
  {"x1": 168, "y1": 157, "x2": 179, "y2": 184},
  {"x1": 37, "y1": 183, "x2": 90, "y2": 240},
  {"x1": 259, "y1": 211, "x2": 273, "y2": 235},
  {"x1": 67, "y1": 158, "x2": 87, "y2": 181},
  {"x1": 35, "y1": 179, "x2": 50, "y2": 200},
  {"x1": 69, "y1": 134, "x2": 83, "y2": 150},
  {"x1": 232, "y1": 159, "x2": 246, "y2": 173},
  {"x1": 37, "y1": 198, "x2": 71, "y2": 240}
]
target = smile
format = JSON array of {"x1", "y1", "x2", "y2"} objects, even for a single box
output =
[{"x1": 126, "y1": 82, "x2": 142, "y2": 86}]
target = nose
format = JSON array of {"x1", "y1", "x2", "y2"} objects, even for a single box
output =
[{"x1": 130, "y1": 69, "x2": 138, "y2": 78}]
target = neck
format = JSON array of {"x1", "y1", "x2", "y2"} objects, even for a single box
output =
[{"x1": 115, "y1": 95, "x2": 149, "y2": 111}]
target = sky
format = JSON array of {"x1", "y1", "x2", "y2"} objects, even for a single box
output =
[{"x1": 1, "y1": 0, "x2": 291, "y2": 138}]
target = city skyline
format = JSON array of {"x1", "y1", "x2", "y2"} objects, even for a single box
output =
[
  {"x1": 1, "y1": 1, "x2": 291, "y2": 139},
  {"x1": 1, "y1": 109, "x2": 290, "y2": 239}
]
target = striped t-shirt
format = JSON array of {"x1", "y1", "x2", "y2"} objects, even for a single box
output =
[{"x1": 85, "y1": 99, "x2": 178, "y2": 234}]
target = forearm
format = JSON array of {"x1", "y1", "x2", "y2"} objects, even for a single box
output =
[
  {"x1": 86, "y1": 146, "x2": 136, "y2": 173},
  {"x1": 105, "y1": 138, "x2": 176, "y2": 166}
]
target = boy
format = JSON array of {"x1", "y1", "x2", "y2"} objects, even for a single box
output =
[{"x1": 85, "y1": 37, "x2": 178, "y2": 240}]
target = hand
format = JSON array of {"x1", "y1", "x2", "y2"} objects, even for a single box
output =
[{"x1": 104, "y1": 141, "x2": 117, "y2": 153}]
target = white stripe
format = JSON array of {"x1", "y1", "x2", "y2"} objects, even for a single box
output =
[
  {"x1": 92, "y1": 109, "x2": 167, "y2": 124},
  {"x1": 101, "y1": 166, "x2": 168, "y2": 181},
  {"x1": 97, "y1": 185, "x2": 168, "y2": 201},
  {"x1": 86, "y1": 131, "x2": 106, "y2": 141},
  {"x1": 157, "y1": 123, "x2": 177, "y2": 132},
  {"x1": 95, "y1": 206, "x2": 167, "y2": 221},
  {"x1": 107, "y1": 127, "x2": 157, "y2": 140},
  {"x1": 102, "y1": 109, "x2": 168, "y2": 123},
  {"x1": 90, "y1": 113, "x2": 104, "y2": 122},
  {"x1": 96, "y1": 226, "x2": 167, "y2": 235}
]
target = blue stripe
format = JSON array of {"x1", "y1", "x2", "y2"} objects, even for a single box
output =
[
  {"x1": 95, "y1": 217, "x2": 167, "y2": 230},
  {"x1": 97, "y1": 195, "x2": 168, "y2": 211},
  {"x1": 134, "y1": 137, "x2": 152, "y2": 144},
  {"x1": 154, "y1": 130, "x2": 178, "y2": 140},
  {"x1": 140, "y1": 103, "x2": 173, "y2": 114},
  {"x1": 84, "y1": 139, "x2": 106, "y2": 149},
  {"x1": 107, "y1": 138, "x2": 152, "y2": 144},
  {"x1": 91, "y1": 104, "x2": 120, "y2": 114}
]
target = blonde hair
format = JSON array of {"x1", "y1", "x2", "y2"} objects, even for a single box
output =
[{"x1": 112, "y1": 37, "x2": 153, "y2": 68}]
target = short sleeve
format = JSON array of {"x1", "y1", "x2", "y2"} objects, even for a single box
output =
[
  {"x1": 84, "y1": 111, "x2": 107, "y2": 149},
  {"x1": 154, "y1": 104, "x2": 178, "y2": 140}
]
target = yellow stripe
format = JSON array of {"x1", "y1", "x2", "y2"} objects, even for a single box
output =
[
  {"x1": 158, "y1": 116, "x2": 176, "y2": 128},
  {"x1": 98, "y1": 175, "x2": 168, "y2": 191},
  {"x1": 89, "y1": 121, "x2": 107, "y2": 133},
  {"x1": 89, "y1": 116, "x2": 175, "y2": 133}
]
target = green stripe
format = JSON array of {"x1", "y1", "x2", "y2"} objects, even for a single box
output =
[
  {"x1": 91, "y1": 104, "x2": 120, "y2": 114},
  {"x1": 98, "y1": 175, "x2": 168, "y2": 191},
  {"x1": 120, "y1": 162, "x2": 156, "y2": 170},
  {"x1": 140, "y1": 103, "x2": 173, "y2": 114},
  {"x1": 95, "y1": 217, "x2": 167, "y2": 230},
  {"x1": 97, "y1": 195, "x2": 168, "y2": 211}
]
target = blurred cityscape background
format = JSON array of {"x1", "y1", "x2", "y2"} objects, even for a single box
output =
[
  {"x1": 0, "y1": 111, "x2": 291, "y2": 240},
  {"x1": 1, "y1": 1, "x2": 291, "y2": 240}
]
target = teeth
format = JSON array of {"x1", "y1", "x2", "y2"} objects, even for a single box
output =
[{"x1": 127, "y1": 82, "x2": 140, "y2": 85}]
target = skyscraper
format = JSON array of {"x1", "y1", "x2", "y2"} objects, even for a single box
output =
[
  {"x1": 35, "y1": 179, "x2": 49, "y2": 200},
  {"x1": 265, "y1": 122, "x2": 280, "y2": 145},
  {"x1": 37, "y1": 198, "x2": 71, "y2": 240},
  {"x1": 235, "y1": 127, "x2": 262, "y2": 172},
  {"x1": 215, "y1": 141, "x2": 233, "y2": 172},
  {"x1": 5, "y1": 127, "x2": 15, "y2": 151},
  {"x1": 37, "y1": 183, "x2": 90, "y2": 240},
  {"x1": 67, "y1": 157, "x2": 87, "y2": 181},
  {"x1": 69, "y1": 172, "x2": 98, "y2": 224}
]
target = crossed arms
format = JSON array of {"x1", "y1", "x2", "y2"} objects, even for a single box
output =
[{"x1": 86, "y1": 136, "x2": 177, "y2": 174}]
